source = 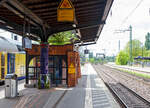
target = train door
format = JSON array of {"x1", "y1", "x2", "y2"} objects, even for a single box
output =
[
  {"x1": 1, "y1": 53, "x2": 5, "y2": 79},
  {"x1": 8, "y1": 53, "x2": 15, "y2": 74}
]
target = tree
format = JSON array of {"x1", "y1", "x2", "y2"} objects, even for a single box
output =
[
  {"x1": 89, "y1": 58, "x2": 95, "y2": 64},
  {"x1": 48, "y1": 31, "x2": 78, "y2": 45},
  {"x1": 116, "y1": 51, "x2": 129, "y2": 65},
  {"x1": 124, "y1": 39, "x2": 143, "y2": 59},
  {"x1": 144, "y1": 50, "x2": 150, "y2": 57},
  {"x1": 145, "y1": 32, "x2": 150, "y2": 50}
]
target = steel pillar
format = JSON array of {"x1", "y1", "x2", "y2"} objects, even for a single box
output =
[
  {"x1": 25, "y1": 51, "x2": 29, "y2": 84},
  {"x1": 129, "y1": 25, "x2": 132, "y2": 66}
]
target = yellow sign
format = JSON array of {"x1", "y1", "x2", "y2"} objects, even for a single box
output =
[
  {"x1": 68, "y1": 63, "x2": 75, "y2": 74},
  {"x1": 59, "y1": 0, "x2": 73, "y2": 9},
  {"x1": 70, "y1": 63, "x2": 74, "y2": 67},
  {"x1": 57, "y1": 0, "x2": 75, "y2": 22}
]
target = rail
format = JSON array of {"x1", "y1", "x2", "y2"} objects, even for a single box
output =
[
  {"x1": 106, "y1": 64, "x2": 150, "y2": 74},
  {"x1": 94, "y1": 65, "x2": 150, "y2": 108}
]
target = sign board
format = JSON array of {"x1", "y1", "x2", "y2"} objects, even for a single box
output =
[
  {"x1": 68, "y1": 63, "x2": 75, "y2": 74},
  {"x1": 22, "y1": 37, "x2": 32, "y2": 49},
  {"x1": 57, "y1": 0, "x2": 75, "y2": 22}
]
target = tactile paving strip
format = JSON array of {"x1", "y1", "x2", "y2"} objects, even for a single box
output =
[{"x1": 90, "y1": 75, "x2": 111, "y2": 108}]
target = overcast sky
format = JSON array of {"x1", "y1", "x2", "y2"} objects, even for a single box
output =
[{"x1": 88, "y1": 0, "x2": 150, "y2": 56}]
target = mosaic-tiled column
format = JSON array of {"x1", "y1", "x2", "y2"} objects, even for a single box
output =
[{"x1": 38, "y1": 43, "x2": 50, "y2": 89}]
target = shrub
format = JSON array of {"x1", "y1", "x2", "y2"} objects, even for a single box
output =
[{"x1": 116, "y1": 51, "x2": 129, "y2": 65}]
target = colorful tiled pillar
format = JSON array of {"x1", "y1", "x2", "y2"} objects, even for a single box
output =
[{"x1": 38, "y1": 43, "x2": 50, "y2": 89}]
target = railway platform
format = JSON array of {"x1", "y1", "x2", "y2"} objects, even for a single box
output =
[{"x1": 0, "y1": 64, "x2": 120, "y2": 108}]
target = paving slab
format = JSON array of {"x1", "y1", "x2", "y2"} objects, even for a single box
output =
[
  {"x1": 56, "y1": 64, "x2": 120, "y2": 108},
  {"x1": 0, "y1": 64, "x2": 120, "y2": 108}
]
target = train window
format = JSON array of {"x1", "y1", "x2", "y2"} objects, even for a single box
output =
[
  {"x1": 1, "y1": 54, "x2": 5, "y2": 66},
  {"x1": 1, "y1": 54, "x2": 5, "y2": 79},
  {"x1": 14, "y1": 35, "x2": 18, "y2": 40},
  {"x1": 20, "y1": 66, "x2": 25, "y2": 76},
  {"x1": 9, "y1": 54, "x2": 15, "y2": 73},
  {"x1": 1, "y1": 68, "x2": 4, "y2": 79}
]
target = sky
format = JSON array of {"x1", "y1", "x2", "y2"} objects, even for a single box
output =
[{"x1": 87, "y1": 0, "x2": 150, "y2": 56}]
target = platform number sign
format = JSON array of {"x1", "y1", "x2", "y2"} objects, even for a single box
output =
[{"x1": 57, "y1": 0, "x2": 75, "y2": 22}]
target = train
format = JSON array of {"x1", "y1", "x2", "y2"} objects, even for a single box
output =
[
  {"x1": 0, "y1": 52, "x2": 26, "y2": 82},
  {"x1": 0, "y1": 36, "x2": 32, "y2": 83}
]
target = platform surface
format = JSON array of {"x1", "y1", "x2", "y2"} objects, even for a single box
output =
[{"x1": 0, "y1": 64, "x2": 120, "y2": 108}]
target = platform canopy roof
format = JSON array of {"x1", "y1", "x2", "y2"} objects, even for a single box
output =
[{"x1": 0, "y1": 0, "x2": 113, "y2": 45}]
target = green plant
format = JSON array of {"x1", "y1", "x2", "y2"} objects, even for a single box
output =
[
  {"x1": 116, "y1": 51, "x2": 129, "y2": 65},
  {"x1": 38, "y1": 78, "x2": 41, "y2": 89},
  {"x1": 38, "y1": 75, "x2": 50, "y2": 89},
  {"x1": 48, "y1": 31, "x2": 78, "y2": 45},
  {"x1": 89, "y1": 58, "x2": 95, "y2": 64}
]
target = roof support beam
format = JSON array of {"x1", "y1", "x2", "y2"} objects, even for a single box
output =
[
  {"x1": 28, "y1": 0, "x2": 105, "y2": 10},
  {"x1": 0, "y1": 16, "x2": 40, "y2": 40},
  {"x1": 40, "y1": 10, "x2": 103, "y2": 19},
  {"x1": 33, "y1": 4, "x2": 104, "y2": 14},
  {"x1": 51, "y1": 21, "x2": 105, "y2": 35},
  {"x1": 0, "y1": 0, "x2": 7, "y2": 5},
  {"x1": 79, "y1": 42, "x2": 96, "y2": 46},
  {"x1": 96, "y1": 0, "x2": 113, "y2": 37},
  {"x1": 2, "y1": 0, "x2": 50, "y2": 28},
  {"x1": 0, "y1": 24, "x2": 39, "y2": 41}
]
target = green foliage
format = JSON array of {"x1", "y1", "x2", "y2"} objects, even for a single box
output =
[
  {"x1": 38, "y1": 75, "x2": 50, "y2": 89},
  {"x1": 144, "y1": 50, "x2": 150, "y2": 57},
  {"x1": 48, "y1": 31, "x2": 78, "y2": 45},
  {"x1": 38, "y1": 78, "x2": 41, "y2": 89},
  {"x1": 89, "y1": 58, "x2": 95, "y2": 64},
  {"x1": 145, "y1": 32, "x2": 150, "y2": 50},
  {"x1": 116, "y1": 51, "x2": 129, "y2": 65},
  {"x1": 89, "y1": 57, "x2": 105, "y2": 64},
  {"x1": 124, "y1": 39, "x2": 143, "y2": 59}
]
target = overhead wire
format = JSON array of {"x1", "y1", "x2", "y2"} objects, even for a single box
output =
[{"x1": 121, "y1": 0, "x2": 144, "y2": 25}]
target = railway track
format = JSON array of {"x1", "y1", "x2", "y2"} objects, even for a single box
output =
[
  {"x1": 106, "y1": 64, "x2": 150, "y2": 74},
  {"x1": 94, "y1": 65, "x2": 150, "y2": 108},
  {"x1": 102, "y1": 65, "x2": 150, "y2": 87}
]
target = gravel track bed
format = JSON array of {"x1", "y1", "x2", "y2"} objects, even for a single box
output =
[
  {"x1": 93, "y1": 64, "x2": 150, "y2": 107},
  {"x1": 106, "y1": 64, "x2": 150, "y2": 82}
]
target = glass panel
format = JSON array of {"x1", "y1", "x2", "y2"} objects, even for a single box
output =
[
  {"x1": 1, "y1": 68, "x2": 4, "y2": 79},
  {"x1": 1, "y1": 54, "x2": 5, "y2": 79},
  {"x1": 49, "y1": 56, "x2": 53, "y2": 68},
  {"x1": 9, "y1": 54, "x2": 15, "y2": 73},
  {"x1": 1, "y1": 54, "x2": 5, "y2": 66}
]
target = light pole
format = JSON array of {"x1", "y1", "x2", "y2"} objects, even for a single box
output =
[
  {"x1": 129, "y1": 25, "x2": 132, "y2": 65},
  {"x1": 118, "y1": 40, "x2": 120, "y2": 52},
  {"x1": 114, "y1": 25, "x2": 133, "y2": 65}
]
